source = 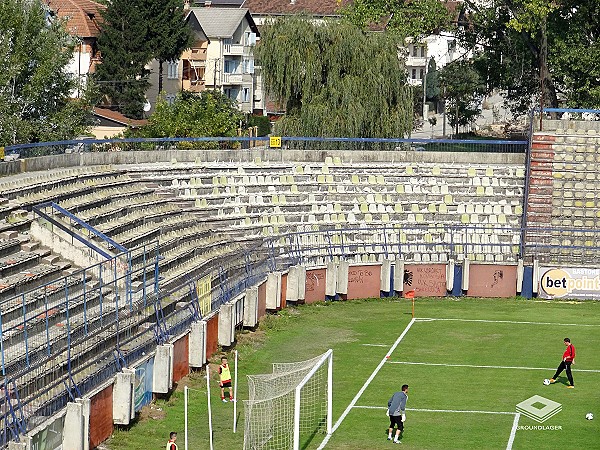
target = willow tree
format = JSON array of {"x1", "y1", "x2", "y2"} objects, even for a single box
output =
[{"x1": 255, "y1": 17, "x2": 413, "y2": 139}]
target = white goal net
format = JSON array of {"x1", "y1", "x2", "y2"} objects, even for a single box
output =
[{"x1": 244, "y1": 349, "x2": 333, "y2": 450}]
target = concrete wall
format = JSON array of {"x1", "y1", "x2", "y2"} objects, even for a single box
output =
[{"x1": 0, "y1": 150, "x2": 525, "y2": 179}]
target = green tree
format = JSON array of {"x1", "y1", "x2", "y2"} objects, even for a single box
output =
[
  {"x1": 439, "y1": 60, "x2": 486, "y2": 136},
  {"x1": 255, "y1": 17, "x2": 413, "y2": 139},
  {"x1": 0, "y1": 0, "x2": 91, "y2": 145},
  {"x1": 342, "y1": 0, "x2": 452, "y2": 38},
  {"x1": 130, "y1": 90, "x2": 243, "y2": 147},
  {"x1": 425, "y1": 58, "x2": 440, "y2": 103},
  {"x1": 147, "y1": 0, "x2": 192, "y2": 96},
  {"x1": 458, "y1": 0, "x2": 600, "y2": 113},
  {"x1": 94, "y1": 0, "x2": 153, "y2": 119}
]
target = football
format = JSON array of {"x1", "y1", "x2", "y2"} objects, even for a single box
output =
[
  {"x1": 585, "y1": 413, "x2": 594, "y2": 420},
  {"x1": 543, "y1": 379, "x2": 551, "y2": 386}
]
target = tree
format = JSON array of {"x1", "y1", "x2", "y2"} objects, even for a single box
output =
[
  {"x1": 425, "y1": 58, "x2": 440, "y2": 104},
  {"x1": 94, "y1": 0, "x2": 154, "y2": 119},
  {"x1": 458, "y1": 0, "x2": 600, "y2": 113},
  {"x1": 439, "y1": 60, "x2": 486, "y2": 136},
  {"x1": 146, "y1": 0, "x2": 192, "y2": 96},
  {"x1": 0, "y1": 0, "x2": 91, "y2": 145},
  {"x1": 342, "y1": 0, "x2": 452, "y2": 39},
  {"x1": 255, "y1": 17, "x2": 413, "y2": 139},
  {"x1": 129, "y1": 90, "x2": 243, "y2": 146}
]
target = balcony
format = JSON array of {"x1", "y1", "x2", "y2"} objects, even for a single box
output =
[
  {"x1": 182, "y1": 79, "x2": 205, "y2": 93},
  {"x1": 187, "y1": 47, "x2": 207, "y2": 61},
  {"x1": 222, "y1": 72, "x2": 243, "y2": 84},
  {"x1": 224, "y1": 43, "x2": 244, "y2": 56}
]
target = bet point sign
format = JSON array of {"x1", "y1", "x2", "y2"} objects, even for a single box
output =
[{"x1": 539, "y1": 267, "x2": 600, "y2": 300}]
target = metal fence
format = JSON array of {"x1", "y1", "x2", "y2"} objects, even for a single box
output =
[{"x1": 3, "y1": 136, "x2": 528, "y2": 159}]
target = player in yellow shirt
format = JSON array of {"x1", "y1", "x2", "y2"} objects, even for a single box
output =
[{"x1": 219, "y1": 356, "x2": 234, "y2": 402}]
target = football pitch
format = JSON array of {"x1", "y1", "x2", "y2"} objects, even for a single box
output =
[{"x1": 106, "y1": 297, "x2": 600, "y2": 450}]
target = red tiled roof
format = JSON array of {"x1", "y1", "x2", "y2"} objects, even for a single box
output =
[
  {"x1": 242, "y1": 0, "x2": 350, "y2": 16},
  {"x1": 46, "y1": 0, "x2": 105, "y2": 38},
  {"x1": 93, "y1": 107, "x2": 148, "y2": 127}
]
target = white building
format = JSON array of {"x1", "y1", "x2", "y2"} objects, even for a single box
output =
[{"x1": 190, "y1": 7, "x2": 262, "y2": 114}]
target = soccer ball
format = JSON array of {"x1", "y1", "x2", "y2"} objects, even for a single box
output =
[
  {"x1": 585, "y1": 413, "x2": 594, "y2": 420},
  {"x1": 543, "y1": 379, "x2": 551, "y2": 386}
]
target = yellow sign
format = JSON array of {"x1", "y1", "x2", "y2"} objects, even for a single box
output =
[
  {"x1": 269, "y1": 136, "x2": 282, "y2": 148},
  {"x1": 0, "y1": 147, "x2": 4, "y2": 160},
  {"x1": 196, "y1": 275, "x2": 212, "y2": 316}
]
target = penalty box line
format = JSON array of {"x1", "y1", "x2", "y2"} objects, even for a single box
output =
[
  {"x1": 316, "y1": 318, "x2": 416, "y2": 450},
  {"x1": 353, "y1": 406, "x2": 520, "y2": 450},
  {"x1": 415, "y1": 317, "x2": 600, "y2": 327},
  {"x1": 388, "y1": 360, "x2": 600, "y2": 373}
]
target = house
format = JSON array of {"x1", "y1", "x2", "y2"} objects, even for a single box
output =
[
  {"x1": 91, "y1": 107, "x2": 147, "y2": 138},
  {"x1": 45, "y1": 0, "x2": 105, "y2": 98},
  {"x1": 188, "y1": 7, "x2": 262, "y2": 114},
  {"x1": 243, "y1": 0, "x2": 350, "y2": 25},
  {"x1": 146, "y1": 10, "x2": 210, "y2": 112}
]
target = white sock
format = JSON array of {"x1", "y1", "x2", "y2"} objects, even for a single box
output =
[{"x1": 388, "y1": 433, "x2": 392, "y2": 438}]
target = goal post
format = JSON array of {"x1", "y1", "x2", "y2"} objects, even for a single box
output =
[
  {"x1": 244, "y1": 349, "x2": 333, "y2": 450},
  {"x1": 293, "y1": 349, "x2": 333, "y2": 450}
]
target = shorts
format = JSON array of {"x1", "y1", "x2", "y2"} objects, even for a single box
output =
[
  {"x1": 221, "y1": 380, "x2": 232, "y2": 388},
  {"x1": 389, "y1": 415, "x2": 404, "y2": 430}
]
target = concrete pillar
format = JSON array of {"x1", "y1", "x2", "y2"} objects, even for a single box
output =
[
  {"x1": 113, "y1": 369, "x2": 135, "y2": 425},
  {"x1": 189, "y1": 321, "x2": 207, "y2": 368},
  {"x1": 297, "y1": 266, "x2": 306, "y2": 301},
  {"x1": 266, "y1": 272, "x2": 282, "y2": 309},
  {"x1": 336, "y1": 260, "x2": 349, "y2": 295},
  {"x1": 286, "y1": 266, "x2": 299, "y2": 302},
  {"x1": 393, "y1": 260, "x2": 405, "y2": 294},
  {"x1": 446, "y1": 259, "x2": 455, "y2": 292},
  {"x1": 63, "y1": 402, "x2": 84, "y2": 450},
  {"x1": 243, "y1": 286, "x2": 258, "y2": 327},
  {"x1": 77, "y1": 398, "x2": 90, "y2": 450},
  {"x1": 380, "y1": 259, "x2": 391, "y2": 293},
  {"x1": 325, "y1": 262, "x2": 337, "y2": 297},
  {"x1": 153, "y1": 344, "x2": 173, "y2": 394},
  {"x1": 532, "y1": 259, "x2": 540, "y2": 294},
  {"x1": 218, "y1": 302, "x2": 235, "y2": 347},
  {"x1": 462, "y1": 259, "x2": 470, "y2": 291},
  {"x1": 8, "y1": 441, "x2": 27, "y2": 450},
  {"x1": 516, "y1": 259, "x2": 524, "y2": 293}
]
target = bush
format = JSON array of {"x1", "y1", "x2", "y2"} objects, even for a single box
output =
[{"x1": 247, "y1": 115, "x2": 271, "y2": 136}]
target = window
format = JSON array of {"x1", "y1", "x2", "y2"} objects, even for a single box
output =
[
  {"x1": 165, "y1": 93, "x2": 176, "y2": 105},
  {"x1": 244, "y1": 31, "x2": 257, "y2": 46},
  {"x1": 243, "y1": 59, "x2": 255, "y2": 74},
  {"x1": 420, "y1": 46, "x2": 425, "y2": 57},
  {"x1": 242, "y1": 88, "x2": 250, "y2": 102},
  {"x1": 419, "y1": 68, "x2": 424, "y2": 80},
  {"x1": 224, "y1": 88, "x2": 239, "y2": 100},
  {"x1": 224, "y1": 59, "x2": 238, "y2": 74},
  {"x1": 412, "y1": 45, "x2": 417, "y2": 57},
  {"x1": 411, "y1": 69, "x2": 417, "y2": 79},
  {"x1": 167, "y1": 60, "x2": 179, "y2": 79}
]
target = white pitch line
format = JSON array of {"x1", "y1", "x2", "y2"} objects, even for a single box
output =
[
  {"x1": 353, "y1": 405, "x2": 515, "y2": 415},
  {"x1": 419, "y1": 317, "x2": 600, "y2": 327},
  {"x1": 388, "y1": 360, "x2": 600, "y2": 373},
  {"x1": 316, "y1": 318, "x2": 416, "y2": 450},
  {"x1": 506, "y1": 412, "x2": 520, "y2": 450}
]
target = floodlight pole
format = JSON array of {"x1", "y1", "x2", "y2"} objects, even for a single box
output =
[
  {"x1": 233, "y1": 350, "x2": 238, "y2": 433},
  {"x1": 184, "y1": 385, "x2": 188, "y2": 450}
]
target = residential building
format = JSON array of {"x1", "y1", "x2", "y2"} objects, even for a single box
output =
[
  {"x1": 186, "y1": 7, "x2": 262, "y2": 114},
  {"x1": 242, "y1": 0, "x2": 350, "y2": 26},
  {"x1": 146, "y1": 11, "x2": 210, "y2": 113},
  {"x1": 45, "y1": 0, "x2": 105, "y2": 98}
]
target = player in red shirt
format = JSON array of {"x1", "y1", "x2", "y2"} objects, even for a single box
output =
[{"x1": 550, "y1": 338, "x2": 576, "y2": 388}]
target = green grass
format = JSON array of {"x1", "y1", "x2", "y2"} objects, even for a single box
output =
[{"x1": 105, "y1": 297, "x2": 600, "y2": 449}]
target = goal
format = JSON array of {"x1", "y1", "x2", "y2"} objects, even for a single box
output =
[{"x1": 244, "y1": 349, "x2": 333, "y2": 450}]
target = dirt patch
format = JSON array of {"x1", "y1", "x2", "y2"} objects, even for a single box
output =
[{"x1": 139, "y1": 403, "x2": 166, "y2": 421}]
